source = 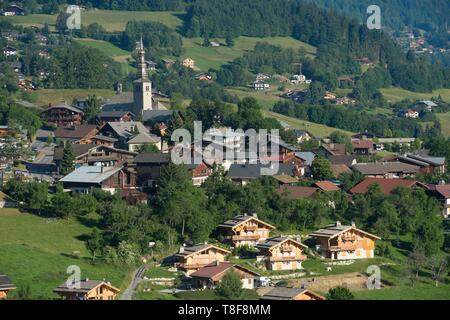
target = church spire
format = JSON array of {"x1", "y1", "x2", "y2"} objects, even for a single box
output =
[{"x1": 136, "y1": 35, "x2": 148, "y2": 80}]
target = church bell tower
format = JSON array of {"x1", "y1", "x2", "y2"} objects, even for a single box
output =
[{"x1": 133, "y1": 36, "x2": 152, "y2": 115}]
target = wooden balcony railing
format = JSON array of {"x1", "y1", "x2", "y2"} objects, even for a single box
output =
[
  {"x1": 329, "y1": 244, "x2": 357, "y2": 251},
  {"x1": 269, "y1": 255, "x2": 307, "y2": 262},
  {"x1": 232, "y1": 234, "x2": 260, "y2": 241}
]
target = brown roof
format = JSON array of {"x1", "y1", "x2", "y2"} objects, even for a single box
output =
[
  {"x1": 261, "y1": 287, "x2": 325, "y2": 300},
  {"x1": 273, "y1": 174, "x2": 298, "y2": 184},
  {"x1": 331, "y1": 164, "x2": 352, "y2": 177},
  {"x1": 175, "y1": 244, "x2": 231, "y2": 258},
  {"x1": 53, "y1": 279, "x2": 120, "y2": 294},
  {"x1": 218, "y1": 215, "x2": 275, "y2": 230},
  {"x1": 349, "y1": 178, "x2": 425, "y2": 195},
  {"x1": 314, "y1": 181, "x2": 340, "y2": 191},
  {"x1": 352, "y1": 139, "x2": 374, "y2": 149},
  {"x1": 53, "y1": 144, "x2": 96, "y2": 161},
  {"x1": 429, "y1": 184, "x2": 450, "y2": 198},
  {"x1": 275, "y1": 186, "x2": 319, "y2": 199},
  {"x1": 353, "y1": 162, "x2": 420, "y2": 176},
  {"x1": 328, "y1": 155, "x2": 356, "y2": 166},
  {"x1": 321, "y1": 143, "x2": 346, "y2": 156},
  {"x1": 54, "y1": 125, "x2": 98, "y2": 139},
  {"x1": 310, "y1": 221, "x2": 380, "y2": 240},
  {"x1": 190, "y1": 262, "x2": 259, "y2": 279}
]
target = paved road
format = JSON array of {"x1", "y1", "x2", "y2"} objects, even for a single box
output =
[{"x1": 120, "y1": 265, "x2": 147, "y2": 300}]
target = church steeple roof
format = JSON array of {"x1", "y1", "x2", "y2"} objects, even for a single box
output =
[{"x1": 136, "y1": 35, "x2": 148, "y2": 81}]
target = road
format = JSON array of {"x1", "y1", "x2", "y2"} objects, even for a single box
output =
[{"x1": 120, "y1": 265, "x2": 147, "y2": 300}]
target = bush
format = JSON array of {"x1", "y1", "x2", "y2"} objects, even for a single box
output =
[{"x1": 326, "y1": 286, "x2": 354, "y2": 300}]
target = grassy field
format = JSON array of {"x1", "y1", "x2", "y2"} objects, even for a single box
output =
[
  {"x1": 436, "y1": 112, "x2": 450, "y2": 138},
  {"x1": 29, "y1": 88, "x2": 116, "y2": 107},
  {"x1": 1, "y1": 10, "x2": 183, "y2": 31},
  {"x1": 0, "y1": 209, "x2": 131, "y2": 299},
  {"x1": 381, "y1": 87, "x2": 450, "y2": 103},
  {"x1": 182, "y1": 36, "x2": 316, "y2": 71},
  {"x1": 263, "y1": 110, "x2": 355, "y2": 138}
]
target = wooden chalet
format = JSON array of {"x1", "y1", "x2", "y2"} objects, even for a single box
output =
[
  {"x1": 185, "y1": 162, "x2": 212, "y2": 186},
  {"x1": 256, "y1": 236, "x2": 308, "y2": 271},
  {"x1": 310, "y1": 221, "x2": 380, "y2": 260},
  {"x1": 218, "y1": 214, "x2": 275, "y2": 247},
  {"x1": 97, "y1": 111, "x2": 134, "y2": 124},
  {"x1": 54, "y1": 124, "x2": 99, "y2": 143},
  {"x1": 132, "y1": 152, "x2": 170, "y2": 188},
  {"x1": 427, "y1": 184, "x2": 450, "y2": 218},
  {"x1": 190, "y1": 261, "x2": 259, "y2": 289},
  {"x1": 0, "y1": 274, "x2": 16, "y2": 299},
  {"x1": 174, "y1": 244, "x2": 231, "y2": 275},
  {"x1": 261, "y1": 287, "x2": 325, "y2": 300},
  {"x1": 41, "y1": 103, "x2": 84, "y2": 126},
  {"x1": 53, "y1": 279, "x2": 120, "y2": 300}
]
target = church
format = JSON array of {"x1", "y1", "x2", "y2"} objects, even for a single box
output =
[{"x1": 101, "y1": 38, "x2": 169, "y2": 122}]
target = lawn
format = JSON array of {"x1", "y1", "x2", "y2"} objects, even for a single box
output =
[
  {"x1": 30, "y1": 88, "x2": 116, "y2": 107},
  {"x1": 436, "y1": 112, "x2": 450, "y2": 138},
  {"x1": 182, "y1": 36, "x2": 316, "y2": 71},
  {"x1": 263, "y1": 110, "x2": 355, "y2": 138},
  {"x1": 0, "y1": 209, "x2": 131, "y2": 299},
  {"x1": 174, "y1": 289, "x2": 260, "y2": 300},
  {"x1": 380, "y1": 87, "x2": 450, "y2": 103},
  {"x1": 1, "y1": 10, "x2": 183, "y2": 31}
]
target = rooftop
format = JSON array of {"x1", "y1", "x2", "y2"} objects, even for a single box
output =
[
  {"x1": 349, "y1": 178, "x2": 425, "y2": 195},
  {"x1": 60, "y1": 166, "x2": 123, "y2": 184},
  {"x1": 54, "y1": 279, "x2": 119, "y2": 294},
  {"x1": 310, "y1": 221, "x2": 380, "y2": 240},
  {"x1": 353, "y1": 162, "x2": 420, "y2": 175},
  {"x1": 314, "y1": 181, "x2": 340, "y2": 191},
  {"x1": 275, "y1": 186, "x2": 319, "y2": 199}
]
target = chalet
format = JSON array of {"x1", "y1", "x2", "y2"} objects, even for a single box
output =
[
  {"x1": 2, "y1": 45, "x2": 17, "y2": 57},
  {"x1": 272, "y1": 174, "x2": 299, "y2": 185},
  {"x1": 404, "y1": 109, "x2": 419, "y2": 118},
  {"x1": 195, "y1": 73, "x2": 212, "y2": 81},
  {"x1": 162, "y1": 58, "x2": 175, "y2": 69},
  {"x1": 218, "y1": 214, "x2": 275, "y2": 247},
  {"x1": 352, "y1": 139, "x2": 374, "y2": 155},
  {"x1": 1, "y1": 5, "x2": 25, "y2": 16},
  {"x1": 415, "y1": 100, "x2": 437, "y2": 112},
  {"x1": 323, "y1": 91, "x2": 337, "y2": 100},
  {"x1": 295, "y1": 151, "x2": 316, "y2": 167},
  {"x1": 290, "y1": 74, "x2": 311, "y2": 85},
  {"x1": 349, "y1": 178, "x2": 428, "y2": 195},
  {"x1": 97, "y1": 121, "x2": 154, "y2": 149},
  {"x1": 395, "y1": 153, "x2": 446, "y2": 175},
  {"x1": 54, "y1": 144, "x2": 137, "y2": 171},
  {"x1": 261, "y1": 287, "x2": 325, "y2": 301},
  {"x1": 330, "y1": 164, "x2": 352, "y2": 178},
  {"x1": 182, "y1": 58, "x2": 195, "y2": 69},
  {"x1": 185, "y1": 161, "x2": 212, "y2": 186},
  {"x1": 276, "y1": 186, "x2": 319, "y2": 200},
  {"x1": 145, "y1": 60, "x2": 157, "y2": 70},
  {"x1": 256, "y1": 236, "x2": 308, "y2": 271},
  {"x1": 59, "y1": 165, "x2": 137, "y2": 194},
  {"x1": 252, "y1": 80, "x2": 270, "y2": 91},
  {"x1": 190, "y1": 262, "x2": 259, "y2": 290},
  {"x1": 133, "y1": 152, "x2": 170, "y2": 188},
  {"x1": 318, "y1": 143, "x2": 346, "y2": 158},
  {"x1": 0, "y1": 274, "x2": 16, "y2": 299},
  {"x1": 54, "y1": 124, "x2": 99, "y2": 143},
  {"x1": 126, "y1": 132, "x2": 161, "y2": 152},
  {"x1": 427, "y1": 184, "x2": 450, "y2": 218},
  {"x1": 77, "y1": 134, "x2": 118, "y2": 147},
  {"x1": 53, "y1": 279, "x2": 120, "y2": 300},
  {"x1": 310, "y1": 221, "x2": 380, "y2": 260},
  {"x1": 174, "y1": 244, "x2": 231, "y2": 275},
  {"x1": 41, "y1": 103, "x2": 84, "y2": 126},
  {"x1": 314, "y1": 181, "x2": 340, "y2": 192},
  {"x1": 292, "y1": 129, "x2": 313, "y2": 144},
  {"x1": 352, "y1": 162, "x2": 420, "y2": 178},
  {"x1": 142, "y1": 109, "x2": 175, "y2": 126},
  {"x1": 97, "y1": 111, "x2": 134, "y2": 124},
  {"x1": 227, "y1": 163, "x2": 296, "y2": 186},
  {"x1": 1, "y1": 31, "x2": 19, "y2": 41}
]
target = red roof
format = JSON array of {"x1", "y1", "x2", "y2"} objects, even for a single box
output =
[
  {"x1": 429, "y1": 184, "x2": 450, "y2": 198},
  {"x1": 349, "y1": 178, "x2": 425, "y2": 195},
  {"x1": 276, "y1": 186, "x2": 319, "y2": 199},
  {"x1": 352, "y1": 139, "x2": 374, "y2": 149},
  {"x1": 190, "y1": 262, "x2": 258, "y2": 279},
  {"x1": 314, "y1": 181, "x2": 340, "y2": 191}
]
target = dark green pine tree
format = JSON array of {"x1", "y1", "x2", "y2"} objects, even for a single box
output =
[{"x1": 60, "y1": 143, "x2": 75, "y2": 175}]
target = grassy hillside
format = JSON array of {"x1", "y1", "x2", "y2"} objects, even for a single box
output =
[
  {"x1": 0, "y1": 209, "x2": 131, "y2": 299},
  {"x1": 30, "y1": 88, "x2": 116, "y2": 107},
  {"x1": 380, "y1": 87, "x2": 450, "y2": 103},
  {"x1": 436, "y1": 112, "x2": 450, "y2": 138},
  {"x1": 2, "y1": 10, "x2": 183, "y2": 31}
]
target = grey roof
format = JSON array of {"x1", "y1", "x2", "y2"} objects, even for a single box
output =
[
  {"x1": 93, "y1": 135, "x2": 118, "y2": 142},
  {"x1": 218, "y1": 214, "x2": 274, "y2": 229},
  {"x1": 295, "y1": 152, "x2": 316, "y2": 166},
  {"x1": 310, "y1": 221, "x2": 380, "y2": 239},
  {"x1": 54, "y1": 279, "x2": 118, "y2": 294},
  {"x1": 98, "y1": 111, "x2": 134, "y2": 118},
  {"x1": 417, "y1": 100, "x2": 438, "y2": 107},
  {"x1": 60, "y1": 166, "x2": 122, "y2": 184},
  {"x1": 142, "y1": 109, "x2": 174, "y2": 122},
  {"x1": 353, "y1": 162, "x2": 420, "y2": 175},
  {"x1": 175, "y1": 244, "x2": 230, "y2": 257},
  {"x1": 227, "y1": 163, "x2": 295, "y2": 179},
  {"x1": 104, "y1": 121, "x2": 149, "y2": 139},
  {"x1": 377, "y1": 138, "x2": 415, "y2": 144},
  {"x1": 261, "y1": 287, "x2": 308, "y2": 300},
  {"x1": 0, "y1": 275, "x2": 16, "y2": 291},
  {"x1": 407, "y1": 154, "x2": 445, "y2": 166},
  {"x1": 44, "y1": 103, "x2": 83, "y2": 114},
  {"x1": 256, "y1": 236, "x2": 306, "y2": 250},
  {"x1": 54, "y1": 144, "x2": 96, "y2": 161},
  {"x1": 127, "y1": 132, "x2": 160, "y2": 145},
  {"x1": 133, "y1": 152, "x2": 169, "y2": 164}
]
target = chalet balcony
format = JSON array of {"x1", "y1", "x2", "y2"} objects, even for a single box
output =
[
  {"x1": 176, "y1": 262, "x2": 209, "y2": 270},
  {"x1": 242, "y1": 225, "x2": 257, "y2": 231},
  {"x1": 232, "y1": 234, "x2": 260, "y2": 241},
  {"x1": 328, "y1": 243, "x2": 357, "y2": 251},
  {"x1": 280, "y1": 246, "x2": 295, "y2": 252},
  {"x1": 269, "y1": 255, "x2": 307, "y2": 262},
  {"x1": 341, "y1": 235, "x2": 356, "y2": 241}
]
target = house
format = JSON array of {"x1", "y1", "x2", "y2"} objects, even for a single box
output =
[
  {"x1": 2, "y1": 45, "x2": 17, "y2": 57},
  {"x1": 256, "y1": 73, "x2": 270, "y2": 81},
  {"x1": 272, "y1": 174, "x2": 299, "y2": 185},
  {"x1": 330, "y1": 164, "x2": 352, "y2": 178},
  {"x1": 126, "y1": 132, "x2": 161, "y2": 152},
  {"x1": 295, "y1": 151, "x2": 316, "y2": 167},
  {"x1": 227, "y1": 163, "x2": 296, "y2": 186},
  {"x1": 0, "y1": 274, "x2": 16, "y2": 299},
  {"x1": 54, "y1": 124, "x2": 99, "y2": 144},
  {"x1": 1, "y1": 4, "x2": 25, "y2": 16},
  {"x1": 256, "y1": 236, "x2": 308, "y2": 271},
  {"x1": 252, "y1": 80, "x2": 270, "y2": 91},
  {"x1": 352, "y1": 162, "x2": 420, "y2": 178},
  {"x1": 323, "y1": 91, "x2": 337, "y2": 100},
  {"x1": 404, "y1": 109, "x2": 419, "y2": 118},
  {"x1": 395, "y1": 153, "x2": 446, "y2": 175},
  {"x1": 352, "y1": 139, "x2": 374, "y2": 155},
  {"x1": 349, "y1": 178, "x2": 427, "y2": 195},
  {"x1": 133, "y1": 152, "x2": 170, "y2": 187},
  {"x1": 195, "y1": 73, "x2": 212, "y2": 81},
  {"x1": 77, "y1": 134, "x2": 118, "y2": 147},
  {"x1": 261, "y1": 287, "x2": 325, "y2": 300},
  {"x1": 41, "y1": 103, "x2": 84, "y2": 126},
  {"x1": 275, "y1": 186, "x2": 319, "y2": 200},
  {"x1": 182, "y1": 58, "x2": 195, "y2": 69},
  {"x1": 415, "y1": 100, "x2": 437, "y2": 112},
  {"x1": 292, "y1": 129, "x2": 313, "y2": 144},
  {"x1": 427, "y1": 184, "x2": 450, "y2": 218},
  {"x1": 59, "y1": 165, "x2": 137, "y2": 194},
  {"x1": 97, "y1": 111, "x2": 134, "y2": 124},
  {"x1": 162, "y1": 58, "x2": 175, "y2": 69},
  {"x1": 53, "y1": 279, "x2": 120, "y2": 300},
  {"x1": 218, "y1": 214, "x2": 275, "y2": 247},
  {"x1": 174, "y1": 244, "x2": 231, "y2": 275},
  {"x1": 290, "y1": 74, "x2": 310, "y2": 85},
  {"x1": 97, "y1": 121, "x2": 152, "y2": 149},
  {"x1": 142, "y1": 109, "x2": 175, "y2": 126},
  {"x1": 190, "y1": 262, "x2": 259, "y2": 290},
  {"x1": 310, "y1": 221, "x2": 380, "y2": 260},
  {"x1": 145, "y1": 60, "x2": 157, "y2": 70},
  {"x1": 185, "y1": 161, "x2": 212, "y2": 186},
  {"x1": 318, "y1": 143, "x2": 347, "y2": 158},
  {"x1": 314, "y1": 181, "x2": 340, "y2": 192}
]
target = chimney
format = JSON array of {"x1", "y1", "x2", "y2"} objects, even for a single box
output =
[
  {"x1": 252, "y1": 213, "x2": 258, "y2": 218},
  {"x1": 351, "y1": 221, "x2": 356, "y2": 227},
  {"x1": 85, "y1": 278, "x2": 89, "y2": 282},
  {"x1": 335, "y1": 221, "x2": 341, "y2": 227},
  {"x1": 204, "y1": 241, "x2": 208, "y2": 245},
  {"x1": 179, "y1": 246, "x2": 184, "y2": 253}
]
